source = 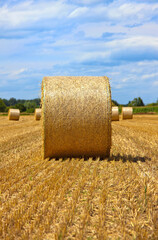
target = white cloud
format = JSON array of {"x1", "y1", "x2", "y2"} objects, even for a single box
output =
[
  {"x1": 142, "y1": 73, "x2": 158, "y2": 79},
  {"x1": 107, "y1": 36, "x2": 158, "y2": 51},
  {"x1": 75, "y1": 22, "x2": 126, "y2": 38},
  {"x1": 68, "y1": 7, "x2": 88, "y2": 18},
  {"x1": 76, "y1": 21, "x2": 158, "y2": 39},
  {"x1": 0, "y1": 68, "x2": 28, "y2": 81},
  {"x1": 1, "y1": 0, "x2": 157, "y2": 30},
  {"x1": 107, "y1": 1, "x2": 158, "y2": 24},
  {"x1": 68, "y1": 1, "x2": 158, "y2": 26},
  {"x1": 67, "y1": 0, "x2": 103, "y2": 4},
  {"x1": 0, "y1": 0, "x2": 158, "y2": 103},
  {"x1": 128, "y1": 23, "x2": 158, "y2": 38},
  {"x1": 0, "y1": 1, "x2": 74, "y2": 28},
  {"x1": 11, "y1": 68, "x2": 27, "y2": 76}
]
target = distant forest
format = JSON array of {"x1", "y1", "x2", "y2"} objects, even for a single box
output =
[
  {"x1": 0, "y1": 97, "x2": 157, "y2": 112},
  {"x1": 0, "y1": 97, "x2": 40, "y2": 113}
]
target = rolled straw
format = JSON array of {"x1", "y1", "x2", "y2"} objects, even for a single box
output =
[
  {"x1": 112, "y1": 106, "x2": 119, "y2": 121},
  {"x1": 41, "y1": 76, "x2": 112, "y2": 159},
  {"x1": 122, "y1": 107, "x2": 133, "y2": 120},
  {"x1": 8, "y1": 109, "x2": 20, "y2": 121},
  {"x1": 35, "y1": 108, "x2": 41, "y2": 120}
]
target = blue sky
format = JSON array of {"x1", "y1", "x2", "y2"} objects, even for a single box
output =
[{"x1": 0, "y1": 0, "x2": 158, "y2": 104}]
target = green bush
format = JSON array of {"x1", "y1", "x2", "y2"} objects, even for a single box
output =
[
  {"x1": 26, "y1": 108, "x2": 35, "y2": 113},
  {"x1": 146, "y1": 103, "x2": 158, "y2": 107},
  {"x1": 14, "y1": 103, "x2": 26, "y2": 112},
  {"x1": 0, "y1": 99, "x2": 6, "y2": 112},
  {"x1": 133, "y1": 106, "x2": 158, "y2": 114}
]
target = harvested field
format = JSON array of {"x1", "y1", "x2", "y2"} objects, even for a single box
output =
[{"x1": 0, "y1": 115, "x2": 158, "y2": 240}]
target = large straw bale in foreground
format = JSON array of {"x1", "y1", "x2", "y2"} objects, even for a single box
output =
[
  {"x1": 8, "y1": 109, "x2": 20, "y2": 121},
  {"x1": 112, "y1": 106, "x2": 119, "y2": 121},
  {"x1": 122, "y1": 107, "x2": 133, "y2": 120},
  {"x1": 42, "y1": 76, "x2": 112, "y2": 159},
  {"x1": 35, "y1": 108, "x2": 41, "y2": 120}
]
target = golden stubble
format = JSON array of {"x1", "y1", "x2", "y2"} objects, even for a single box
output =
[{"x1": 0, "y1": 115, "x2": 157, "y2": 239}]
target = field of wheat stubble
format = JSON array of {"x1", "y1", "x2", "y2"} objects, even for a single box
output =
[{"x1": 0, "y1": 115, "x2": 158, "y2": 240}]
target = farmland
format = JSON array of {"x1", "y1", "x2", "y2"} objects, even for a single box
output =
[{"x1": 0, "y1": 115, "x2": 158, "y2": 239}]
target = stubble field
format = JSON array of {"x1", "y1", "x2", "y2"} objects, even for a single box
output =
[{"x1": 0, "y1": 115, "x2": 158, "y2": 240}]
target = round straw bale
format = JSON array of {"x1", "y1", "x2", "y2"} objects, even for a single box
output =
[
  {"x1": 42, "y1": 76, "x2": 112, "y2": 159},
  {"x1": 8, "y1": 109, "x2": 20, "y2": 121},
  {"x1": 122, "y1": 107, "x2": 133, "y2": 120},
  {"x1": 112, "y1": 106, "x2": 119, "y2": 121},
  {"x1": 35, "y1": 108, "x2": 41, "y2": 120}
]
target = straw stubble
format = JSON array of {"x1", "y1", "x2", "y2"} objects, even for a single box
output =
[{"x1": 42, "y1": 76, "x2": 112, "y2": 159}]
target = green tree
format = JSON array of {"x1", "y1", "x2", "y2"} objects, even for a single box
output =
[
  {"x1": 112, "y1": 100, "x2": 119, "y2": 106},
  {"x1": 24, "y1": 101, "x2": 37, "y2": 113},
  {"x1": 0, "y1": 99, "x2": 6, "y2": 112},
  {"x1": 9, "y1": 97, "x2": 17, "y2": 106},
  {"x1": 128, "y1": 97, "x2": 144, "y2": 106},
  {"x1": 14, "y1": 103, "x2": 26, "y2": 112},
  {"x1": 33, "y1": 98, "x2": 41, "y2": 107},
  {"x1": 16, "y1": 99, "x2": 25, "y2": 105},
  {"x1": 2, "y1": 98, "x2": 10, "y2": 106}
]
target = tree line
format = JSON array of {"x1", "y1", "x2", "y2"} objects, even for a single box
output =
[
  {"x1": 0, "y1": 97, "x2": 41, "y2": 113},
  {"x1": 112, "y1": 97, "x2": 158, "y2": 107},
  {"x1": 0, "y1": 97, "x2": 158, "y2": 112},
  {"x1": 112, "y1": 97, "x2": 145, "y2": 107}
]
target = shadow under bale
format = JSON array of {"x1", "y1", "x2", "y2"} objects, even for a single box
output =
[
  {"x1": 108, "y1": 153, "x2": 151, "y2": 163},
  {"x1": 48, "y1": 154, "x2": 151, "y2": 163}
]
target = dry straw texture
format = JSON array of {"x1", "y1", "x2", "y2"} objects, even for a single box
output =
[
  {"x1": 35, "y1": 108, "x2": 41, "y2": 120},
  {"x1": 42, "y1": 76, "x2": 111, "y2": 159},
  {"x1": 8, "y1": 109, "x2": 20, "y2": 121},
  {"x1": 112, "y1": 106, "x2": 119, "y2": 121},
  {"x1": 122, "y1": 107, "x2": 133, "y2": 120},
  {"x1": 0, "y1": 115, "x2": 158, "y2": 240}
]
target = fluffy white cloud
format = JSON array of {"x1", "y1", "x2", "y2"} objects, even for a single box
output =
[
  {"x1": 0, "y1": 0, "x2": 74, "y2": 28},
  {"x1": 67, "y1": 0, "x2": 104, "y2": 4},
  {"x1": 1, "y1": 0, "x2": 157, "y2": 29},
  {"x1": 107, "y1": 1, "x2": 158, "y2": 23},
  {"x1": 68, "y1": 0, "x2": 158, "y2": 25},
  {"x1": 142, "y1": 73, "x2": 158, "y2": 79}
]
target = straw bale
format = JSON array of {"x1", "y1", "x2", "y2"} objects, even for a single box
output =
[
  {"x1": 41, "y1": 76, "x2": 112, "y2": 159},
  {"x1": 35, "y1": 108, "x2": 41, "y2": 120},
  {"x1": 112, "y1": 106, "x2": 119, "y2": 121},
  {"x1": 122, "y1": 107, "x2": 133, "y2": 120},
  {"x1": 8, "y1": 109, "x2": 20, "y2": 121}
]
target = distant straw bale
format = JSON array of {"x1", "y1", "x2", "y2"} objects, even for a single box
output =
[
  {"x1": 112, "y1": 106, "x2": 119, "y2": 121},
  {"x1": 41, "y1": 76, "x2": 112, "y2": 159},
  {"x1": 122, "y1": 107, "x2": 133, "y2": 120},
  {"x1": 35, "y1": 108, "x2": 41, "y2": 120},
  {"x1": 8, "y1": 109, "x2": 20, "y2": 121}
]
